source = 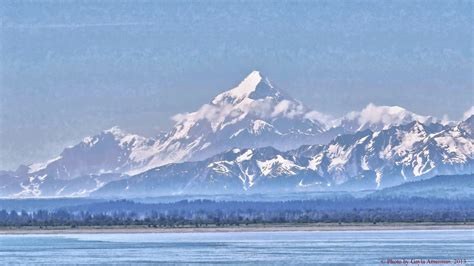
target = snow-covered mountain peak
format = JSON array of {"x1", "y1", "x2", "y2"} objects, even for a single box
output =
[
  {"x1": 338, "y1": 103, "x2": 435, "y2": 132},
  {"x1": 24, "y1": 126, "x2": 156, "y2": 181},
  {"x1": 137, "y1": 71, "x2": 330, "y2": 172},
  {"x1": 81, "y1": 126, "x2": 151, "y2": 149},
  {"x1": 211, "y1": 70, "x2": 281, "y2": 105},
  {"x1": 406, "y1": 120, "x2": 428, "y2": 133},
  {"x1": 170, "y1": 71, "x2": 325, "y2": 135}
]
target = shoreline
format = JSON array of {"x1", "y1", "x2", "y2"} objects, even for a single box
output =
[{"x1": 1, "y1": 223, "x2": 472, "y2": 235}]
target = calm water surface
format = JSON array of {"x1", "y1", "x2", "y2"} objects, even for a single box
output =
[{"x1": 0, "y1": 230, "x2": 472, "y2": 265}]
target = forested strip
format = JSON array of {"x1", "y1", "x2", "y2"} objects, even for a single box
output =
[{"x1": 0, "y1": 198, "x2": 472, "y2": 227}]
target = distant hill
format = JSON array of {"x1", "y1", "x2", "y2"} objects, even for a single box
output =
[{"x1": 370, "y1": 174, "x2": 474, "y2": 199}]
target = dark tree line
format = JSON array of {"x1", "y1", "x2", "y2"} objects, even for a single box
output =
[{"x1": 0, "y1": 198, "x2": 472, "y2": 227}]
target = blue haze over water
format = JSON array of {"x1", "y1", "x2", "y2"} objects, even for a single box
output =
[{"x1": 0, "y1": 230, "x2": 472, "y2": 265}]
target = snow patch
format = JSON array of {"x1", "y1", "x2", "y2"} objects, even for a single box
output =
[
  {"x1": 236, "y1": 149, "x2": 253, "y2": 163},
  {"x1": 28, "y1": 156, "x2": 62, "y2": 173},
  {"x1": 257, "y1": 155, "x2": 304, "y2": 177}
]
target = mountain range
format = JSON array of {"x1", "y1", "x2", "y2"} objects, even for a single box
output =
[
  {"x1": 93, "y1": 117, "x2": 473, "y2": 197},
  {"x1": 1, "y1": 71, "x2": 472, "y2": 198}
]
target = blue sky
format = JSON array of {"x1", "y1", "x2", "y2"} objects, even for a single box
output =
[{"x1": 1, "y1": 0, "x2": 473, "y2": 170}]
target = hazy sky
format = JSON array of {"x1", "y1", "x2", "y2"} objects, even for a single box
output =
[{"x1": 1, "y1": 0, "x2": 473, "y2": 170}]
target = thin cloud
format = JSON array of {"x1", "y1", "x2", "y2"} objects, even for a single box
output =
[{"x1": 2, "y1": 22, "x2": 156, "y2": 29}]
